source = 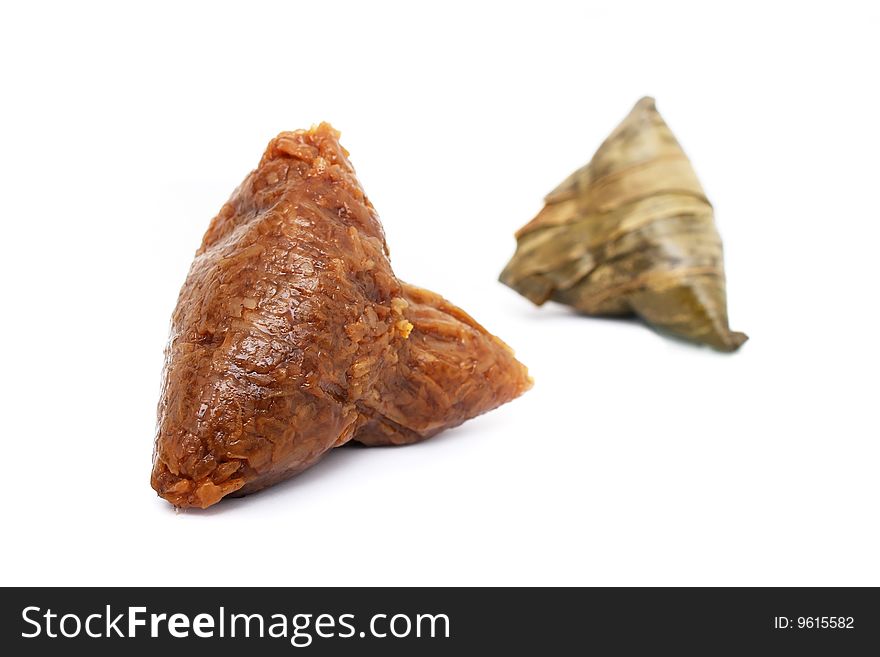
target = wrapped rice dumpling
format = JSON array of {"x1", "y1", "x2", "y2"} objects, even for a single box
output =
[{"x1": 499, "y1": 97, "x2": 747, "y2": 351}]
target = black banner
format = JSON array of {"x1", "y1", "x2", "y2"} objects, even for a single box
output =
[{"x1": 2, "y1": 588, "x2": 877, "y2": 654}]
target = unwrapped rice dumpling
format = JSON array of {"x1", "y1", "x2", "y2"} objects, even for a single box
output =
[
  {"x1": 153, "y1": 124, "x2": 531, "y2": 509},
  {"x1": 499, "y1": 97, "x2": 747, "y2": 351}
]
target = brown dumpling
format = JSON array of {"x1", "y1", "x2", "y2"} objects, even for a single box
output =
[{"x1": 152, "y1": 124, "x2": 531, "y2": 508}]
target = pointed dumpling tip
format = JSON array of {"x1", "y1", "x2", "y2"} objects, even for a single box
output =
[{"x1": 722, "y1": 330, "x2": 749, "y2": 352}]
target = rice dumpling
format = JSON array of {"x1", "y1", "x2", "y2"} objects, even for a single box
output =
[
  {"x1": 499, "y1": 97, "x2": 747, "y2": 351},
  {"x1": 152, "y1": 123, "x2": 532, "y2": 509}
]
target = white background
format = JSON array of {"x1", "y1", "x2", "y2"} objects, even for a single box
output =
[{"x1": 1, "y1": 1, "x2": 878, "y2": 586}]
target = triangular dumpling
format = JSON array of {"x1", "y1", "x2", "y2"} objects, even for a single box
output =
[
  {"x1": 500, "y1": 97, "x2": 747, "y2": 351},
  {"x1": 152, "y1": 124, "x2": 531, "y2": 508}
]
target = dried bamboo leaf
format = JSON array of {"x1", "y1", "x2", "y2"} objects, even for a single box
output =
[{"x1": 500, "y1": 97, "x2": 747, "y2": 351}]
